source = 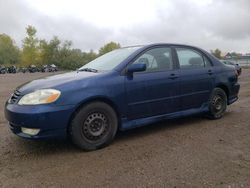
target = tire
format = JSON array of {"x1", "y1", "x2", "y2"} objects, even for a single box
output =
[
  {"x1": 207, "y1": 88, "x2": 227, "y2": 119},
  {"x1": 69, "y1": 102, "x2": 118, "y2": 151}
]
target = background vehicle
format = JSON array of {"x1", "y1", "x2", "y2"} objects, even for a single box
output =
[
  {"x1": 41, "y1": 64, "x2": 58, "y2": 72},
  {"x1": 0, "y1": 65, "x2": 6, "y2": 74},
  {"x1": 7, "y1": 65, "x2": 17, "y2": 73},
  {"x1": 41, "y1": 65, "x2": 49, "y2": 72},
  {"x1": 48, "y1": 64, "x2": 58, "y2": 72},
  {"x1": 5, "y1": 44, "x2": 240, "y2": 151},
  {"x1": 28, "y1": 65, "x2": 38, "y2": 73},
  {"x1": 221, "y1": 60, "x2": 242, "y2": 76},
  {"x1": 19, "y1": 67, "x2": 28, "y2": 73}
]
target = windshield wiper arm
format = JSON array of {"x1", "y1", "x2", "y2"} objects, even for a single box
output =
[{"x1": 78, "y1": 68, "x2": 98, "y2": 73}]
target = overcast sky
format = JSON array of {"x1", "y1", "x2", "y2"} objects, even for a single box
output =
[{"x1": 0, "y1": 0, "x2": 250, "y2": 53}]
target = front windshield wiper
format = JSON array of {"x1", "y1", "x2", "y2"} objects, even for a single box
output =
[{"x1": 77, "y1": 68, "x2": 98, "y2": 73}]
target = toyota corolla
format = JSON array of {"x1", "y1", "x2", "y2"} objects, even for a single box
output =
[{"x1": 5, "y1": 44, "x2": 240, "y2": 150}]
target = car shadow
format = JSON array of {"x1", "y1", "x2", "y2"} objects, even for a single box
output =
[
  {"x1": 15, "y1": 114, "x2": 210, "y2": 155},
  {"x1": 115, "y1": 115, "x2": 207, "y2": 143}
]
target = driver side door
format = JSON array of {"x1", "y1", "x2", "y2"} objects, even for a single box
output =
[{"x1": 125, "y1": 47, "x2": 181, "y2": 120}]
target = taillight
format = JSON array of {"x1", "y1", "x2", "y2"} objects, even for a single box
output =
[
  {"x1": 234, "y1": 69, "x2": 239, "y2": 83},
  {"x1": 235, "y1": 69, "x2": 239, "y2": 77}
]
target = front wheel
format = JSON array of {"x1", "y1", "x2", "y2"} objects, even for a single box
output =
[
  {"x1": 69, "y1": 102, "x2": 118, "y2": 151},
  {"x1": 207, "y1": 88, "x2": 227, "y2": 119}
]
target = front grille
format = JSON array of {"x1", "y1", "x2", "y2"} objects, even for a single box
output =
[{"x1": 9, "y1": 90, "x2": 21, "y2": 104}]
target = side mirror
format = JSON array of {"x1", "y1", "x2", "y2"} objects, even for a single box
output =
[{"x1": 127, "y1": 63, "x2": 146, "y2": 74}]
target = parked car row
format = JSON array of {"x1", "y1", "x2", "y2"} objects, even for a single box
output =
[
  {"x1": 0, "y1": 65, "x2": 17, "y2": 74},
  {"x1": 0, "y1": 64, "x2": 58, "y2": 74}
]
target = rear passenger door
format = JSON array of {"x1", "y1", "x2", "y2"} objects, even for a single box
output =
[{"x1": 174, "y1": 47, "x2": 215, "y2": 110}]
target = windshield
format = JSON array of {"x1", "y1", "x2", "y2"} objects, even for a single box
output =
[{"x1": 79, "y1": 46, "x2": 141, "y2": 71}]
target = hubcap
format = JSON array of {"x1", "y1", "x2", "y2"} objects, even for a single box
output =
[
  {"x1": 82, "y1": 112, "x2": 108, "y2": 141},
  {"x1": 212, "y1": 95, "x2": 223, "y2": 112}
]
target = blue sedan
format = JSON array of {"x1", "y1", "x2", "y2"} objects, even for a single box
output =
[{"x1": 5, "y1": 44, "x2": 240, "y2": 150}]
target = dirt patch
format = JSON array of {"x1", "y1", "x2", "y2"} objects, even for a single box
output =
[{"x1": 0, "y1": 71, "x2": 249, "y2": 187}]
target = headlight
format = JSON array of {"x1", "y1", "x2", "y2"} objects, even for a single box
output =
[{"x1": 18, "y1": 89, "x2": 61, "y2": 105}]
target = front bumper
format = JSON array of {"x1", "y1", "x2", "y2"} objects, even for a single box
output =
[{"x1": 5, "y1": 103, "x2": 75, "y2": 139}]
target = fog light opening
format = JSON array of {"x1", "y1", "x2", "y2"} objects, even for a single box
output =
[{"x1": 21, "y1": 127, "x2": 40, "y2": 136}]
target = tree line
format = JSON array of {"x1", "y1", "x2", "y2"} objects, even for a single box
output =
[
  {"x1": 0, "y1": 25, "x2": 120, "y2": 70},
  {"x1": 210, "y1": 49, "x2": 243, "y2": 59},
  {"x1": 1, "y1": 25, "x2": 238, "y2": 69}
]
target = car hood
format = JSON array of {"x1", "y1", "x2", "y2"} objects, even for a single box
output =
[{"x1": 17, "y1": 71, "x2": 100, "y2": 94}]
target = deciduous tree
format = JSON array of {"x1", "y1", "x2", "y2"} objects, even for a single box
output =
[
  {"x1": 0, "y1": 34, "x2": 20, "y2": 65},
  {"x1": 21, "y1": 25, "x2": 39, "y2": 66},
  {"x1": 98, "y1": 42, "x2": 120, "y2": 56},
  {"x1": 211, "y1": 49, "x2": 222, "y2": 59},
  {"x1": 39, "y1": 36, "x2": 60, "y2": 66}
]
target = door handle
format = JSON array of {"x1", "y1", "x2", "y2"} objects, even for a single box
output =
[
  {"x1": 168, "y1": 73, "x2": 178, "y2": 79},
  {"x1": 208, "y1": 70, "x2": 213, "y2": 75}
]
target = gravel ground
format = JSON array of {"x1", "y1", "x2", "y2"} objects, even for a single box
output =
[{"x1": 0, "y1": 71, "x2": 249, "y2": 188}]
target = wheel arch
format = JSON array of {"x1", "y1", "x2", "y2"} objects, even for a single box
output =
[{"x1": 215, "y1": 84, "x2": 229, "y2": 102}]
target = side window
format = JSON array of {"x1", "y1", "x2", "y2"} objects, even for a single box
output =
[
  {"x1": 203, "y1": 56, "x2": 212, "y2": 67},
  {"x1": 176, "y1": 48, "x2": 210, "y2": 69},
  {"x1": 133, "y1": 47, "x2": 173, "y2": 72}
]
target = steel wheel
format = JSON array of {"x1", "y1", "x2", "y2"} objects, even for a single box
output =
[
  {"x1": 207, "y1": 88, "x2": 227, "y2": 119},
  {"x1": 82, "y1": 112, "x2": 109, "y2": 141},
  {"x1": 211, "y1": 95, "x2": 224, "y2": 113},
  {"x1": 70, "y1": 102, "x2": 118, "y2": 150}
]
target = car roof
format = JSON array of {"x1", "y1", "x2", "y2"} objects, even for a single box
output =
[{"x1": 122, "y1": 43, "x2": 203, "y2": 50}]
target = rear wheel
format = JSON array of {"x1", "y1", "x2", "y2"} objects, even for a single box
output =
[
  {"x1": 207, "y1": 88, "x2": 227, "y2": 119},
  {"x1": 70, "y1": 102, "x2": 118, "y2": 151}
]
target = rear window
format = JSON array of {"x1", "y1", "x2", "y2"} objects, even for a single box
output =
[{"x1": 176, "y1": 48, "x2": 211, "y2": 69}]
